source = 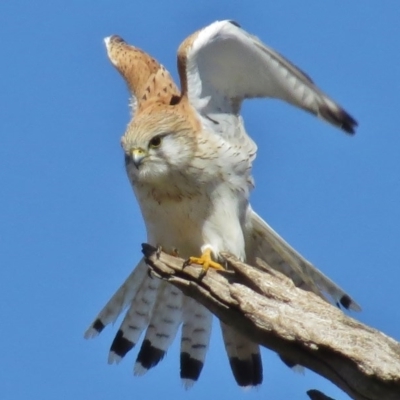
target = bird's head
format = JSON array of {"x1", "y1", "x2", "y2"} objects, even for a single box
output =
[{"x1": 121, "y1": 109, "x2": 197, "y2": 184}]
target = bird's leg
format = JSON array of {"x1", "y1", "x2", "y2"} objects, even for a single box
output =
[{"x1": 183, "y1": 248, "x2": 225, "y2": 276}]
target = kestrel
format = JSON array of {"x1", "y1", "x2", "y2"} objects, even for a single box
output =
[{"x1": 85, "y1": 20, "x2": 360, "y2": 388}]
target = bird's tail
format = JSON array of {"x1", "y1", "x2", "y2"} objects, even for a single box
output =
[{"x1": 84, "y1": 258, "x2": 214, "y2": 386}]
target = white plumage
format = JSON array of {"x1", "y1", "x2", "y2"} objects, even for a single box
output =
[{"x1": 85, "y1": 20, "x2": 359, "y2": 388}]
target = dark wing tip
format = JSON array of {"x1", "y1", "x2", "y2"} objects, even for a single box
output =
[
  {"x1": 336, "y1": 294, "x2": 361, "y2": 312},
  {"x1": 109, "y1": 329, "x2": 135, "y2": 357},
  {"x1": 136, "y1": 339, "x2": 166, "y2": 370},
  {"x1": 339, "y1": 111, "x2": 358, "y2": 135},
  {"x1": 319, "y1": 103, "x2": 358, "y2": 134},
  {"x1": 227, "y1": 20, "x2": 241, "y2": 28},
  {"x1": 339, "y1": 294, "x2": 352, "y2": 309}
]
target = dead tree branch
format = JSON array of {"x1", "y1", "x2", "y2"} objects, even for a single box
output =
[{"x1": 142, "y1": 243, "x2": 400, "y2": 400}]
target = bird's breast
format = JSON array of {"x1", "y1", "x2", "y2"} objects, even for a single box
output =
[{"x1": 134, "y1": 184, "x2": 209, "y2": 257}]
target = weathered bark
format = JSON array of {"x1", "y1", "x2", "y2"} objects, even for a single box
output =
[{"x1": 142, "y1": 243, "x2": 400, "y2": 400}]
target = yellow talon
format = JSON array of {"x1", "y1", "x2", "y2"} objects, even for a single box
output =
[{"x1": 185, "y1": 248, "x2": 225, "y2": 274}]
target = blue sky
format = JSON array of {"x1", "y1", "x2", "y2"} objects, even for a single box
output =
[{"x1": 1, "y1": 2, "x2": 399, "y2": 399}]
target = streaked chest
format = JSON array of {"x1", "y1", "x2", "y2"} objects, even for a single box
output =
[{"x1": 134, "y1": 184, "x2": 209, "y2": 255}]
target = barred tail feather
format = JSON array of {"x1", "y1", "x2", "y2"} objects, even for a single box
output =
[
  {"x1": 220, "y1": 322, "x2": 263, "y2": 387},
  {"x1": 84, "y1": 258, "x2": 148, "y2": 339},
  {"x1": 134, "y1": 283, "x2": 183, "y2": 375},
  {"x1": 180, "y1": 297, "x2": 213, "y2": 388},
  {"x1": 108, "y1": 272, "x2": 161, "y2": 364}
]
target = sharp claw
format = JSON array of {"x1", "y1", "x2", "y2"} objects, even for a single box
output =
[
  {"x1": 198, "y1": 268, "x2": 206, "y2": 280},
  {"x1": 147, "y1": 267, "x2": 155, "y2": 279}
]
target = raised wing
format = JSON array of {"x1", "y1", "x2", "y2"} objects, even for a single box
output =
[
  {"x1": 105, "y1": 35, "x2": 180, "y2": 113},
  {"x1": 178, "y1": 20, "x2": 357, "y2": 134}
]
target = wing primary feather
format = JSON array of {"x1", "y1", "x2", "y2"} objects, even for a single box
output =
[
  {"x1": 338, "y1": 294, "x2": 352, "y2": 309},
  {"x1": 228, "y1": 20, "x2": 241, "y2": 28},
  {"x1": 245, "y1": 208, "x2": 361, "y2": 311},
  {"x1": 317, "y1": 100, "x2": 358, "y2": 134}
]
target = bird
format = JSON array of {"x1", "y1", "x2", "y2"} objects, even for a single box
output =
[{"x1": 84, "y1": 20, "x2": 360, "y2": 388}]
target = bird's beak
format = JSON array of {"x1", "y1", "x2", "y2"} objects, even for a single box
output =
[{"x1": 131, "y1": 148, "x2": 147, "y2": 168}]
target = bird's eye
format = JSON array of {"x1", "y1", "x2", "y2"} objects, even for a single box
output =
[{"x1": 149, "y1": 136, "x2": 162, "y2": 149}]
